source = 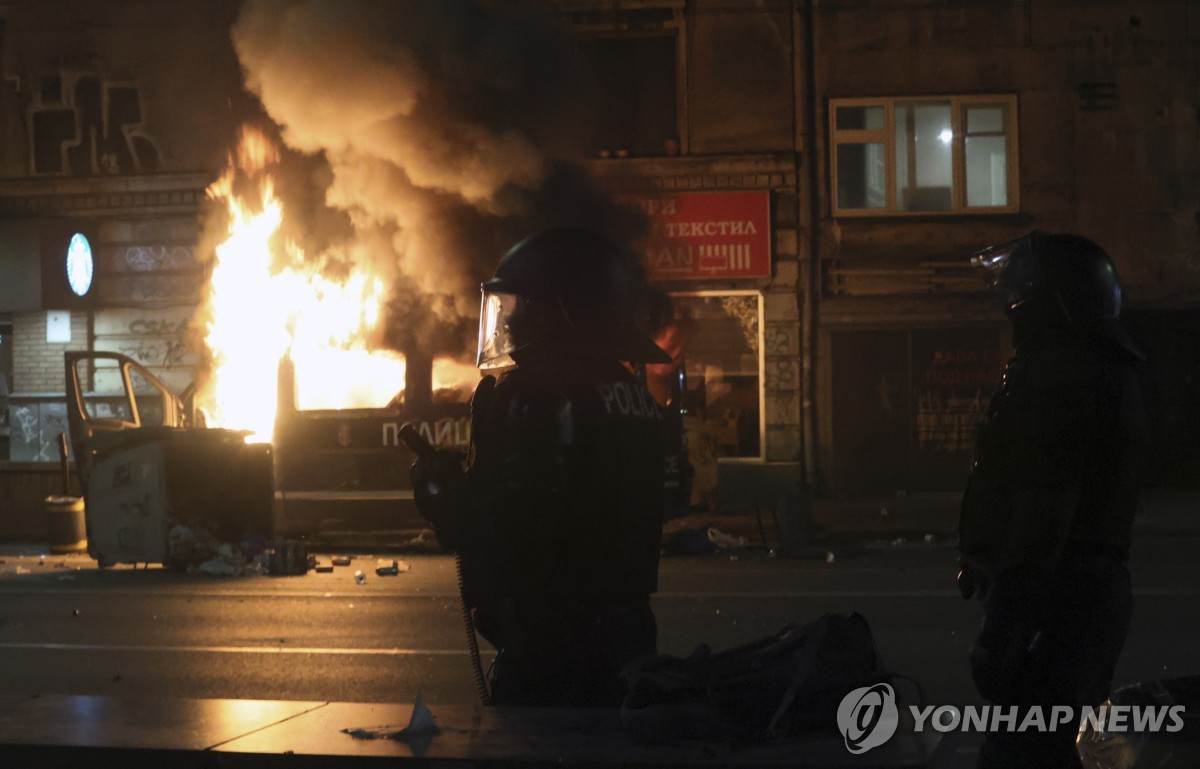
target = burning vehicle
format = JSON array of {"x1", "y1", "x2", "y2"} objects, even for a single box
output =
[
  {"x1": 272, "y1": 352, "x2": 473, "y2": 539},
  {"x1": 64, "y1": 348, "x2": 473, "y2": 567},
  {"x1": 59, "y1": 0, "x2": 678, "y2": 567},
  {"x1": 62, "y1": 130, "x2": 479, "y2": 568},
  {"x1": 64, "y1": 350, "x2": 272, "y2": 568}
]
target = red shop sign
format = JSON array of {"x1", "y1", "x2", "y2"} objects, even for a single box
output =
[{"x1": 622, "y1": 191, "x2": 772, "y2": 281}]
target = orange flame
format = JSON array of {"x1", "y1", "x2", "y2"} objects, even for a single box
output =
[{"x1": 196, "y1": 128, "x2": 407, "y2": 441}]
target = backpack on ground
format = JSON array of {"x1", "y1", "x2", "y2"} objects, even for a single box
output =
[{"x1": 619, "y1": 611, "x2": 884, "y2": 745}]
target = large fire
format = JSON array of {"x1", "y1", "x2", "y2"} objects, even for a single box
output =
[{"x1": 197, "y1": 129, "x2": 467, "y2": 441}]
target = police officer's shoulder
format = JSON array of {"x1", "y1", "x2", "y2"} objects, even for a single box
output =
[
  {"x1": 478, "y1": 373, "x2": 577, "y2": 459},
  {"x1": 493, "y1": 357, "x2": 661, "y2": 422},
  {"x1": 490, "y1": 362, "x2": 575, "y2": 412},
  {"x1": 1014, "y1": 339, "x2": 1121, "y2": 417}
]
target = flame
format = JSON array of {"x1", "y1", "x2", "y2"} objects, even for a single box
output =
[
  {"x1": 197, "y1": 128, "x2": 408, "y2": 441},
  {"x1": 433, "y1": 358, "x2": 482, "y2": 401}
]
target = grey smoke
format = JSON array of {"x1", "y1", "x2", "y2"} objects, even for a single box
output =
[{"x1": 230, "y1": 0, "x2": 646, "y2": 356}]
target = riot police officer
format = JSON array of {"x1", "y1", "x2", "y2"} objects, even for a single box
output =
[
  {"x1": 958, "y1": 232, "x2": 1148, "y2": 768},
  {"x1": 411, "y1": 226, "x2": 669, "y2": 707}
]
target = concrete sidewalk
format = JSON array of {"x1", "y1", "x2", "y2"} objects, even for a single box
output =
[
  {"x1": 0, "y1": 693, "x2": 948, "y2": 768},
  {"x1": 664, "y1": 486, "x2": 1200, "y2": 553}
]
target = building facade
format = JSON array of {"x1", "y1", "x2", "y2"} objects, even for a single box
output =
[
  {"x1": 2, "y1": 1, "x2": 1199, "y2": 539},
  {"x1": 0, "y1": 0, "x2": 243, "y2": 536},
  {"x1": 587, "y1": 0, "x2": 1200, "y2": 510}
]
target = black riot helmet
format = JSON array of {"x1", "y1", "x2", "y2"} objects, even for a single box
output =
[
  {"x1": 476, "y1": 226, "x2": 671, "y2": 369},
  {"x1": 972, "y1": 230, "x2": 1142, "y2": 355}
]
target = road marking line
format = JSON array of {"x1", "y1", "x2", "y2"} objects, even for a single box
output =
[{"x1": 0, "y1": 642, "x2": 476, "y2": 656}]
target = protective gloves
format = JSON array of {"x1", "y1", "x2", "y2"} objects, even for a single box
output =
[{"x1": 410, "y1": 449, "x2": 468, "y2": 540}]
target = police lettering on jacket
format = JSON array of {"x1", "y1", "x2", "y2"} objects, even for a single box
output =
[{"x1": 596, "y1": 381, "x2": 663, "y2": 420}]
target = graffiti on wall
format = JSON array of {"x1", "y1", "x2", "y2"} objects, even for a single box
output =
[
  {"x1": 27, "y1": 72, "x2": 162, "y2": 176},
  {"x1": 100, "y1": 244, "x2": 204, "y2": 307},
  {"x1": 764, "y1": 358, "x2": 797, "y2": 393},
  {"x1": 123, "y1": 245, "x2": 197, "y2": 272},
  {"x1": 12, "y1": 404, "x2": 37, "y2": 446},
  {"x1": 93, "y1": 307, "x2": 201, "y2": 395},
  {"x1": 763, "y1": 325, "x2": 794, "y2": 357},
  {"x1": 8, "y1": 401, "x2": 68, "y2": 462}
]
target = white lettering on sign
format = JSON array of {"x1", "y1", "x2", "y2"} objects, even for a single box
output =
[
  {"x1": 647, "y1": 245, "x2": 695, "y2": 273},
  {"x1": 620, "y1": 191, "x2": 771, "y2": 281},
  {"x1": 382, "y1": 418, "x2": 471, "y2": 448},
  {"x1": 698, "y1": 243, "x2": 753, "y2": 273},
  {"x1": 596, "y1": 382, "x2": 663, "y2": 420},
  {"x1": 663, "y1": 220, "x2": 759, "y2": 238},
  {"x1": 631, "y1": 197, "x2": 678, "y2": 216}
]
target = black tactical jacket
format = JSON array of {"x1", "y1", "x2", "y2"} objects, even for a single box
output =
[
  {"x1": 959, "y1": 329, "x2": 1147, "y2": 581},
  {"x1": 432, "y1": 353, "x2": 666, "y2": 609}
]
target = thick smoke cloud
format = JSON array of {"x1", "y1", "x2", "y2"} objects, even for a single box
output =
[{"x1": 230, "y1": 0, "x2": 646, "y2": 356}]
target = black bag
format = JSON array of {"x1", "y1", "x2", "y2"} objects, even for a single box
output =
[{"x1": 619, "y1": 612, "x2": 882, "y2": 744}]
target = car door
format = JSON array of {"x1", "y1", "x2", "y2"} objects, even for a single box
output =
[{"x1": 63, "y1": 351, "x2": 186, "y2": 493}]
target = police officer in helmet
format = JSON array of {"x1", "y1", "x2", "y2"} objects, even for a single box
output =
[
  {"x1": 411, "y1": 226, "x2": 669, "y2": 707},
  {"x1": 959, "y1": 231, "x2": 1148, "y2": 768}
]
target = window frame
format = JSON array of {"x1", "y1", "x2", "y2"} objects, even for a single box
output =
[
  {"x1": 829, "y1": 94, "x2": 1020, "y2": 218},
  {"x1": 568, "y1": 3, "x2": 688, "y2": 156},
  {"x1": 669, "y1": 289, "x2": 766, "y2": 463}
]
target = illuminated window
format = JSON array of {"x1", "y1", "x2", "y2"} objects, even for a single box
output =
[
  {"x1": 650, "y1": 293, "x2": 763, "y2": 463},
  {"x1": 830, "y1": 95, "x2": 1018, "y2": 216}
]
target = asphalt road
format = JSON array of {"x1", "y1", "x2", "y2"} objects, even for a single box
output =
[{"x1": 0, "y1": 532, "x2": 1197, "y2": 709}]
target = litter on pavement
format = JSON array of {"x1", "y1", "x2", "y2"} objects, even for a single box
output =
[
  {"x1": 375, "y1": 559, "x2": 411, "y2": 576},
  {"x1": 342, "y1": 691, "x2": 440, "y2": 742}
]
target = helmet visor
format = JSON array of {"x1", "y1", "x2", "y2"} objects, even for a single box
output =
[
  {"x1": 971, "y1": 234, "x2": 1032, "y2": 284},
  {"x1": 971, "y1": 232, "x2": 1043, "y2": 309},
  {"x1": 476, "y1": 290, "x2": 522, "y2": 370}
]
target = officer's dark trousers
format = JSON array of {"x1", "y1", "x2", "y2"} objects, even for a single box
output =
[{"x1": 976, "y1": 560, "x2": 1132, "y2": 769}]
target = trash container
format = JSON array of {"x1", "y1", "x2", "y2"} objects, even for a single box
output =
[{"x1": 45, "y1": 496, "x2": 87, "y2": 554}]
